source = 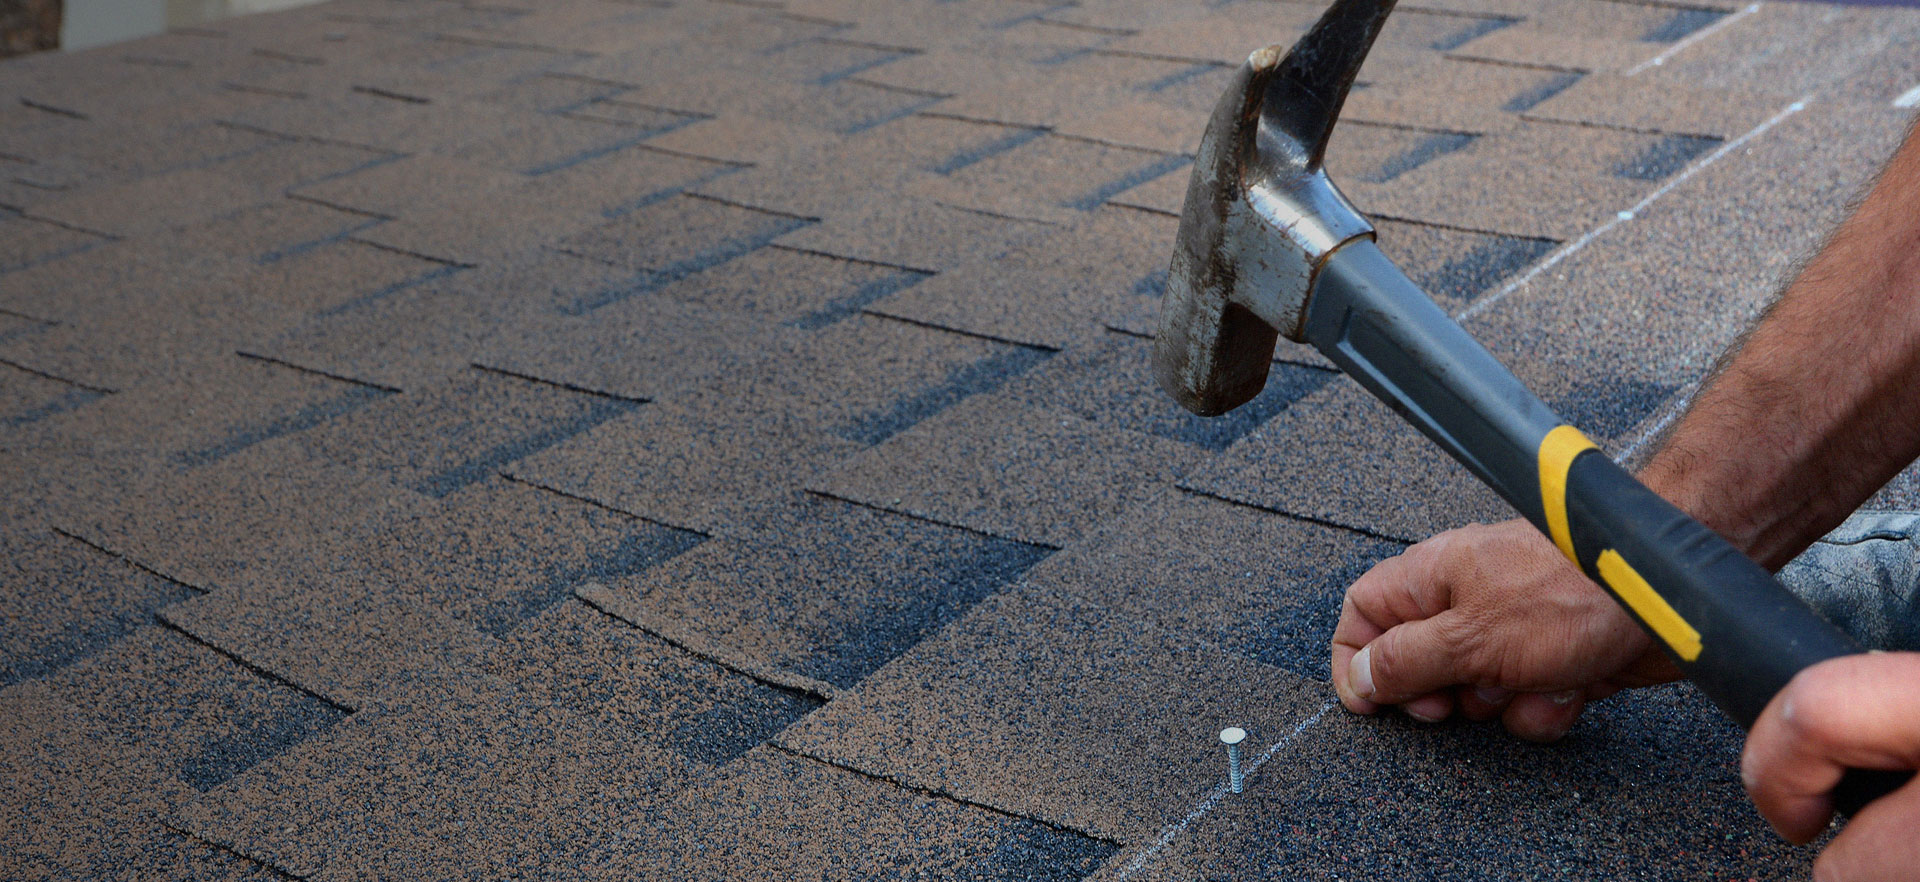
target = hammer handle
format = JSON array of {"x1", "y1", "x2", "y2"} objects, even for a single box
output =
[{"x1": 1303, "y1": 237, "x2": 1911, "y2": 815}]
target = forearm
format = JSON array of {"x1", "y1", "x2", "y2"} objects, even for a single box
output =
[{"x1": 1640, "y1": 123, "x2": 1920, "y2": 569}]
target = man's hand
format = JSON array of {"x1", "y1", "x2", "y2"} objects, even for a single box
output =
[
  {"x1": 1331, "y1": 518, "x2": 1682, "y2": 741},
  {"x1": 1742, "y1": 653, "x2": 1920, "y2": 881}
]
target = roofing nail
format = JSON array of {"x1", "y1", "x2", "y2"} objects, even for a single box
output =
[{"x1": 1220, "y1": 726, "x2": 1247, "y2": 794}]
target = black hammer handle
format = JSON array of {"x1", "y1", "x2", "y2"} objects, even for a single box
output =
[{"x1": 1301, "y1": 237, "x2": 1910, "y2": 815}]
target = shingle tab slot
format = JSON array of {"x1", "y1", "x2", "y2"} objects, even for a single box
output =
[
  {"x1": 1362, "y1": 131, "x2": 1477, "y2": 184},
  {"x1": 1430, "y1": 16, "x2": 1516, "y2": 52},
  {"x1": 1503, "y1": 71, "x2": 1585, "y2": 114},
  {"x1": 1643, "y1": 8, "x2": 1727, "y2": 44},
  {"x1": 412, "y1": 395, "x2": 644, "y2": 498},
  {"x1": 1414, "y1": 232, "x2": 1559, "y2": 308},
  {"x1": 475, "y1": 524, "x2": 704, "y2": 637},
  {"x1": 785, "y1": 265, "x2": 932, "y2": 330},
  {"x1": 180, "y1": 693, "x2": 350, "y2": 791},
  {"x1": 1612, "y1": 133, "x2": 1722, "y2": 182},
  {"x1": 838, "y1": 345, "x2": 1053, "y2": 445},
  {"x1": 1067, "y1": 152, "x2": 1191, "y2": 212},
  {"x1": 172, "y1": 385, "x2": 394, "y2": 469},
  {"x1": 1550, "y1": 377, "x2": 1678, "y2": 440}
]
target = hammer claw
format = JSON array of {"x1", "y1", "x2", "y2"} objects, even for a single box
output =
[{"x1": 1155, "y1": 0, "x2": 1395, "y2": 416}]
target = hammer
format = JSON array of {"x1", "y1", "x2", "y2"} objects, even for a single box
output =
[{"x1": 1154, "y1": 0, "x2": 1909, "y2": 815}]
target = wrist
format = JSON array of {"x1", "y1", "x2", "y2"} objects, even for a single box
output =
[
  {"x1": 1636, "y1": 444, "x2": 1815, "y2": 570},
  {"x1": 1636, "y1": 447, "x2": 1759, "y2": 553}
]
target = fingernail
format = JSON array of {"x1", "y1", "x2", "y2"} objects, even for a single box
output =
[
  {"x1": 1350, "y1": 645, "x2": 1375, "y2": 699},
  {"x1": 1406, "y1": 707, "x2": 1442, "y2": 724},
  {"x1": 1473, "y1": 686, "x2": 1511, "y2": 705},
  {"x1": 1548, "y1": 690, "x2": 1579, "y2": 706}
]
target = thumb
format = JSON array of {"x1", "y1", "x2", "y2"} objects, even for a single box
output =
[
  {"x1": 1351, "y1": 613, "x2": 1474, "y2": 705},
  {"x1": 1742, "y1": 652, "x2": 1920, "y2": 843}
]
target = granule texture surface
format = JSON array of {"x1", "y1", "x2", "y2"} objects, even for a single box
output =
[{"x1": 3, "y1": 0, "x2": 1919, "y2": 879}]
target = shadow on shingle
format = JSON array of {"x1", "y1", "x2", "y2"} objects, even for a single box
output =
[
  {"x1": 789, "y1": 518, "x2": 1052, "y2": 688},
  {"x1": 954, "y1": 818, "x2": 1117, "y2": 882},
  {"x1": 1236, "y1": 531, "x2": 1405, "y2": 677},
  {"x1": 1, "y1": 534, "x2": 198, "y2": 688},
  {"x1": 1151, "y1": 364, "x2": 1334, "y2": 451},
  {"x1": 785, "y1": 265, "x2": 931, "y2": 330},
  {"x1": 1066, "y1": 153, "x2": 1191, "y2": 212},
  {"x1": 413, "y1": 394, "x2": 642, "y2": 498},
  {"x1": 173, "y1": 385, "x2": 394, "y2": 469},
  {"x1": 1612, "y1": 134, "x2": 1721, "y2": 182},
  {"x1": 1411, "y1": 231, "x2": 1558, "y2": 308},
  {"x1": 807, "y1": 45, "x2": 913, "y2": 86},
  {"x1": 931, "y1": 125, "x2": 1049, "y2": 175},
  {"x1": 255, "y1": 215, "x2": 386, "y2": 264},
  {"x1": 1430, "y1": 15, "x2": 1516, "y2": 51},
  {"x1": 1361, "y1": 130, "x2": 1478, "y2": 184},
  {"x1": 475, "y1": 523, "x2": 704, "y2": 637},
  {"x1": 0, "y1": 210, "x2": 108, "y2": 270},
  {"x1": 181, "y1": 691, "x2": 351, "y2": 791},
  {"x1": 1137, "y1": 61, "x2": 1225, "y2": 95},
  {"x1": 666, "y1": 682, "x2": 824, "y2": 765},
  {"x1": 565, "y1": 98, "x2": 708, "y2": 138},
  {"x1": 1006, "y1": 334, "x2": 1332, "y2": 452},
  {"x1": 838, "y1": 344, "x2": 1053, "y2": 445},
  {"x1": 1643, "y1": 8, "x2": 1726, "y2": 43},
  {"x1": 313, "y1": 260, "x2": 469, "y2": 319},
  {"x1": 524, "y1": 131, "x2": 659, "y2": 176},
  {"x1": 1503, "y1": 71, "x2": 1585, "y2": 113},
  {"x1": 820, "y1": 81, "x2": 946, "y2": 135},
  {"x1": 3, "y1": 384, "x2": 107, "y2": 429},
  {"x1": 561, "y1": 202, "x2": 815, "y2": 314},
  {"x1": 1549, "y1": 377, "x2": 1676, "y2": 440}
]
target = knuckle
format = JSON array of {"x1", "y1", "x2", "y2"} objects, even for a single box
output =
[
  {"x1": 1777, "y1": 668, "x2": 1848, "y2": 749},
  {"x1": 1368, "y1": 638, "x2": 1405, "y2": 685}
]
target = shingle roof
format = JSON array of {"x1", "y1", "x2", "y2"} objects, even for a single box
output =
[{"x1": 4, "y1": 0, "x2": 1919, "y2": 878}]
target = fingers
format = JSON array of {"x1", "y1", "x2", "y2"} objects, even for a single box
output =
[
  {"x1": 1403, "y1": 691, "x2": 1455, "y2": 724},
  {"x1": 1332, "y1": 540, "x2": 1467, "y2": 714},
  {"x1": 1349, "y1": 613, "x2": 1472, "y2": 705},
  {"x1": 1331, "y1": 591, "x2": 1384, "y2": 714},
  {"x1": 1500, "y1": 690, "x2": 1585, "y2": 743},
  {"x1": 1458, "y1": 686, "x2": 1513, "y2": 722},
  {"x1": 1329, "y1": 519, "x2": 1620, "y2": 738},
  {"x1": 1811, "y1": 772, "x2": 1920, "y2": 882},
  {"x1": 1742, "y1": 653, "x2": 1920, "y2": 844}
]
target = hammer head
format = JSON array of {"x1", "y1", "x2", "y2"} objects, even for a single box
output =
[{"x1": 1154, "y1": 0, "x2": 1397, "y2": 416}]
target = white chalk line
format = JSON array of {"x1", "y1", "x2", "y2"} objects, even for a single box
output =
[
  {"x1": 1894, "y1": 83, "x2": 1920, "y2": 110},
  {"x1": 1615, "y1": 376, "x2": 1703, "y2": 465},
  {"x1": 1110, "y1": 698, "x2": 1337, "y2": 882},
  {"x1": 1625, "y1": 3, "x2": 1761, "y2": 77},
  {"x1": 1455, "y1": 95, "x2": 1811, "y2": 324}
]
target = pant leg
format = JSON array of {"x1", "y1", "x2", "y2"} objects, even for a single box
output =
[{"x1": 1774, "y1": 510, "x2": 1920, "y2": 652}]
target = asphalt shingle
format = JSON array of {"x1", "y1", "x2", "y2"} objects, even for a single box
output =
[{"x1": 6, "y1": 0, "x2": 1917, "y2": 878}]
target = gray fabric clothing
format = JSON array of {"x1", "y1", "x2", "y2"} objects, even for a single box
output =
[{"x1": 1775, "y1": 510, "x2": 1920, "y2": 651}]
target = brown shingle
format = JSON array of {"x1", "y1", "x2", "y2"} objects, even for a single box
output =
[
  {"x1": 505, "y1": 397, "x2": 864, "y2": 533},
  {"x1": 4, "y1": 0, "x2": 1912, "y2": 878},
  {"x1": 1447, "y1": 25, "x2": 1655, "y2": 73},
  {"x1": 811, "y1": 395, "x2": 1198, "y2": 547},
  {"x1": 778, "y1": 585, "x2": 1328, "y2": 841},
  {"x1": 773, "y1": 196, "x2": 1056, "y2": 273},
  {"x1": 1521, "y1": 73, "x2": 1781, "y2": 139},
  {"x1": 583, "y1": 493, "x2": 1048, "y2": 692},
  {"x1": 173, "y1": 647, "x2": 705, "y2": 880},
  {"x1": 607, "y1": 745, "x2": 1116, "y2": 880},
  {"x1": 867, "y1": 206, "x2": 1175, "y2": 348},
  {"x1": 25, "y1": 168, "x2": 266, "y2": 237}
]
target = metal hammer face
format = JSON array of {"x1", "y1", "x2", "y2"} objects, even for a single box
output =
[{"x1": 1154, "y1": 0, "x2": 1399, "y2": 416}]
